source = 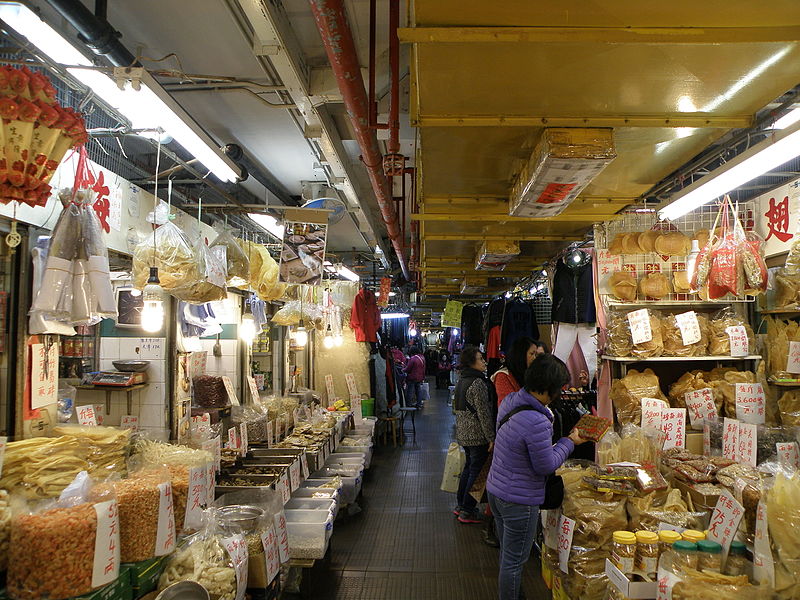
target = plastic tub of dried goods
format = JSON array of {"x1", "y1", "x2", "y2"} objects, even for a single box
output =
[
  {"x1": 284, "y1": 497, "x2": 338, "y2": 520},
  {"x1": 299, "y1": 476, "x2": 343, "y2": 494},
  {"x1": 311, "y1": 466, "x2": 362, "y2": 504},
  {"x1": 284, "y1": 509, "x2": 334, "y2": 559},
  {"x1": 292, "y1": 486, "x2": 340, "y2": 503},
  {"x1": 335, "y1": 444, "x2": 372, "y2": 468},
  {"x1": 324, "y1": 456, "x2": 366, "y2": 471}
]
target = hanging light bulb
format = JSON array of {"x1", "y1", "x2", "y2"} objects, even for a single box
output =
[
  {"x1": 141, "y1": 267, "x2": 164, "y2": 333},
  {"x1": 323, "y1": 324, "x2": 335, "y2": 349},
  {"x1": 240, "y1": 313, "x2": 257, "y2": 345},
  {"x1": 333, "y1": 333, "x2": 344, "y2": 347},
  {"x1": 409, "y1": 327, "x2": 417, "y2": 337},
  {"x1": 293, "y1": 324, "x2": 308, "y2": 348}
]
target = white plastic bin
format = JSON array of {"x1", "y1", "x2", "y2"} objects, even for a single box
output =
[
  {"x1": 325, "y1": 456, "x2": 366, "y2": 470},
  {"x1": 284, "y1": 509, "x2": 334, "y2": 559},
  {"x1": 311, "y1": 466, "x2": 363, "y2": 504},
  {"x1": 335, "y1": 444, "x2": 373, "y2": 468},
  {"x1": 293, "y1": 485, "x2": 340, "y2": 503},
  {"x1": 285, "y1": 497, "x2": 338, "y2": 520}
]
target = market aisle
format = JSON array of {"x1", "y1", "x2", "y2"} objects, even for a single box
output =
[{"x1": 298, "y1": 381, "x2": 549, "y2": 599}]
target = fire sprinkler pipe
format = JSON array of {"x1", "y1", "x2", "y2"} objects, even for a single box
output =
[{"x1": 309, "y1": 0, "x2": 410, "y2": 280}]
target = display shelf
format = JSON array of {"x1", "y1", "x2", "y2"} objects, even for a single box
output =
[
  {"x1": 252, "y1": 352, "x2": 272, "y2": 356},
  {"x1": 606, "y1": 299, "x2": 752, "y2": 309},
  {"x1": 761, "y1": 307, "x2": 800, "y2": 315},
  {"x1": 769, "y1": 379, "x2": 800, "y2": 387},
  {"x1": 602, "y1": 355, "x2": 761, "y2": 362}
]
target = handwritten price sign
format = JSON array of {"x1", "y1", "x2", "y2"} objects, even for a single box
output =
[
  {"x1": 675, "y1": 311, "x2": 701, "y2": 346},
  {"x1": 753, "y1": 500, "x2": 775, "y2": 587},
  {"x1": 788, "y1": 341, "x2": 800, "y2": 374},
  {"x1": 557, "y1": 514, "x2": 576, "y2": 574},
  {"x1": 661, "y1": 408, "x2": 686, "y2": 450},
  {"x1": 735, "y1": 383, "x2": 765, "y2": 424},
  {"x1": 777, "y1": 442, "x2": 800, "y2": 470},
  {"x1": 738, "y1": 422, "x2": 758, "y2": 467},
  {"x1": 707, "y1": 491, "x2": 745, "y2": 563},
  {"x1": 684, "y1": 388, "x2": 717, "y2": 429},
  {"x1": 77, "y1": 405, "x2": 98, "y2": 426},
  {"x1": 641, "y1": 397, "x2": 667, "y2": 430},
  {"x1": 723, "y1": 418, "x2": 740, "y2": 461},
  {"x1": 627, "y1": 309, "x2": 652, "y2": 345},
  {"x1": 726, "y1": 326, "x2": 749, "y2": 357}
]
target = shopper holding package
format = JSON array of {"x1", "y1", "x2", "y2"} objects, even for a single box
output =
[
  {"x1": 453, "y1": 345, "x2": 497, "y2": 524},
  {"x1": 486, "y1": 354, "x2": 588, "y2": 600}
]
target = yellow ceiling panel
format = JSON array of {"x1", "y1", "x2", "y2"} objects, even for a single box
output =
[
  {"x1": 413, "y1": 0, "x2": 800, "y2": 29},
  {"x1": 412, "y1": 42, "x2": 800, "y2": 118}
]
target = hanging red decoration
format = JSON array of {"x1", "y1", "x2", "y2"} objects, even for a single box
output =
[{"x1": 0, "y1": 65, "x2": 87, "y2": 208}]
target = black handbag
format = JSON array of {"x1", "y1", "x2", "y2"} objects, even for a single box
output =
[{"x1": 498, "y1": 405, "x2": 565, "y2": 509}]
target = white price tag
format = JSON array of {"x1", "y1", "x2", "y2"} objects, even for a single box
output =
[
  {"x1": 703, "y1": 421, "x2": 711, "y2": 456},
  {"x1": 777, "y1": 441, "x2": 800, "y2": 470},
  {"x1": 738, "y1": 422, "x2": 758, "y2": 467},
  {"x1": 289, "y1": 459, "x2": 301, "y2": 491},
  {"x1": 155, "y1": 482, "x2": 176, "y2": 556},
  {"x1": 191, "y1": 413, "x2": 211, "y2": 435},
  {"x1": 753, "y1": 500, "x2": 775, "y2": 587},
  {"x1": 684, "y1": 388, "x2": 717, "y2": 429},
  {"x1": 222, "y1": 534, "x2": 248, "y2": 600},
  {"x1": 267, "y1": 421, "x2": 274, "y2": 448},
  {"x1": 707, "y1": 491, "x2": 745, "y2": 563},
  {"x1": 206, "y1": 463, "x2": 215, "y2": 506},
  {"x1": 202, "y1": 440, "x2": 216, "y2": 473},
  {"x1": 222, "y1": 376, "x2": 240, "y2": 406},
  {"x1": 325, "y1": 374, "x2": 336, "y2": 402},
  {"x1": 675, "y1": 311, "x2": 701, "y2": 345},
  {"x1": 31, "y1": 343, "x2": 58, "y2": 409},
  {"x1": 627, "y1": 309, "x2": 652, "y2": 345},
  {"x1": 300, "y1": 450, "x2": 310, "y2": 479},
  {"x1": 278, "y1": 472, "x2": 291, "y2": 505},
  {"x1": 0, "y1": 436, "x2": 6, "y2": 479},
  {"x1": 661, "y1": 408, "x2": 686, "y2": 450},
  {"x1": 185, "y1": 466, "x2": 208, "y2": 530},
  {"x1": 77, "y1": 405, "x2": 97, "y2": 426},
  {"x1": 352, "y1": 397, "x2": 363, "y2": 421},
  {"x1": 723, "y1": 418, "x2": 739, "y2": 461},
  {"x1": 247, "y1": 376, "x2": 260, "y2": 404},
  {"x1": 261, "y1": 524, "x2": 281, "y2": 583},
  {"x1": 557, "y1": 515, "x2": 576, "y2": 574},
  {"x1": 228, "y1": 427, "x2": 239, "y2": 450},
  {"x1": 735, "y1": 383, "x2": 766, "y2": 424},
  {"x1": 239, "y1": 423, "x2": 249, "y2": 457},
  {"x1": 542, "y1": 509, "x2": 561, "y2": 550},
  {"x1": 345, "y1": 373, "x2": 359, "y2": 398},
  {"x1": 92, "y1": 500, "x2": 120, "y2": 588},
  {"x1": 657, "y1": 567, "x2": 681, "y2": 600},
  {"x1": 274, "y1": 511, "x2": 290, "y2": 564},
  {"x1": 215, "y1": 436, "x2": 222, "y2": 471},
  {"x1": 120, "y1": 415, "x2": 139, "y2": 430},
  {"x1": 789, "y1": 341, "x2": 800, "y2": 374},
  {"x1": 641, "y1": 397, "x2": 666, "y2": 430},
  {"x1": 726, "y1": 326, "x2": 749, "y2": 357}
]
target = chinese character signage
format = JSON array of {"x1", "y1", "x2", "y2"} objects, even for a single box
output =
[
  {"x1": 31, "y1": 342, "x2": 58, "y2": 410},
  {"x1": 442, "y1": 300, "x2": 463, "y2": 329},
  {"x1": 754, "y1": 180, "x2": 800, "y2": 258},
  {"x1": 707, "y1": 491, "x2": 745, "y2": 563},
  {"x1": 378, "y1": 277, "x2": 391, "y2": 307}
]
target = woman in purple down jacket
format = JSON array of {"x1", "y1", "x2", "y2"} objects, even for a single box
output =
[{"x1": 486, "y1": 354, "x2": 588, "y2": 600}]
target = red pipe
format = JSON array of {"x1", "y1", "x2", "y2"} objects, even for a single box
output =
[
  {"x1": 309, "y1": 0, "x2": 410, "y2": 279},
  {"x1": 406, "y1": 166, "x2": 418, "y2": 272},
  {"x1": 368, "y1": 0, "x2": 376, "y2": 128},
  {"x1": 388, "y1": 0, "x2": 400, "y2": 154}
]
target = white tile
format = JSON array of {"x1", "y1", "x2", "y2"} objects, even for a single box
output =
[
  {"x1": 220, "y1": 340, "x2": 238, "y2": 357},
  {"x1": 143, "y1": 383, "x2": 165, "y2": 406},
  {"x1": 139, "y1": 404, "x2": 167, "y2": 428},
  {"x1": 139, "y1": 337, "x2": 166, "y2": 360},
  {"x1": 100, "y1": 359, "x2": 115, "y2": 371},
  {"x1": 99, "y1": 338, "x2": 119, "y2": 360},
  {"x1": 119, "y1": 338, "x2": 143, "y2": 359},
  {"x1": 147, "y1": 360, "x2": 166, "y2": 384}
]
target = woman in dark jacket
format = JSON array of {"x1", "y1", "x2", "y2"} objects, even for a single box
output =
[
  {"x1": 453, "y1": 345, "x2": 496, "y2": 524},
  {"x1": 486, "y1": 354, "x2": 588, "y2": 600}
]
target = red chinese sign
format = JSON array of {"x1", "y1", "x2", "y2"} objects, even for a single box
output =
[{"x1": 765, "y1": 196, "x2": 792, "y2": 243}]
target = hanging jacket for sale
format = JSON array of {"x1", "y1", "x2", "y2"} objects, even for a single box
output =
[
  {"x1": 501, "y1": 299, "x2": 540, "y2": 352},
  {"x1": 460, "y1": 304, "x2": 484, "y2": 346},
  {"x1": 351, "y1": 288, "x2": 382, "y2": 342},
  {"x1": 551, "y1": 257, "x2": 596, "y2": 324},
  {"x1": 482, "y1": 298, "x2": 506, "y2": 343}
]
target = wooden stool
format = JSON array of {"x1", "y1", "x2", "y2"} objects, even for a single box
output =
[{"x1": 379, "y1": 416, "x2": 401, "y2": 447}]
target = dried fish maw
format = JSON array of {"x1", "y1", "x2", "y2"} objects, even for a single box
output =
[
  {"x1": 609, "y1": 271, "x2": 637, "y2": 301},
  {"x1": 655, "y1": 231, "x2": 690, "y2": 256},
  {"x1": 637, "y1": 230, "x2": 661, "y2": 253},
  {"x1": 673, "y1": 271, "x2": 691, "y2": 293},
  {"x1": 621, "y1": 233, "x2": 641, "y2": 254},
  {"x1": 639, "y1": 272, "x2": 671, "y2": 299}
]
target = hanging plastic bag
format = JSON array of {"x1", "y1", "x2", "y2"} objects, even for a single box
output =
[
  {"x1": 210, "y1": 226, "x2": 250, "y2": 288},
  {"x1": 708, "y1": 200, "x2": 740, "y2": 299},
  {"x1": 169, "y1": 239, "x2": 227, "y2": 304},
  {"x1": 30, "y1": 202, "x2": 81, "y2": 317},
  {"x1": 133, "y1": 221, "x2": 199, "y2": 291}
]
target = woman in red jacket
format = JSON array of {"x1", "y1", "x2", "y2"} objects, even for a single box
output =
[{"x1": 491, "y1": 337, "x2": 538, "y2": 406}]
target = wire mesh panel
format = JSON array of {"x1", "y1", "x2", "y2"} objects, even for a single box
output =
[{"x1": 594, "y1": 204, "x2": 756, "y2": 306}]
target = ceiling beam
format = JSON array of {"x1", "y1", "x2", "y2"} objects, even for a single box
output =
[
  {"x1": 422, "y1": 195, "x2": 636, "y2": 207},
  {"x1": 413, "y1": 114, "x2": 752, "y2": 128},
  {"x1": 398, "y1": 25, "x2": 800, "y2": 45},
  {"x1": 424, "y1": 234, "x2": 584, "y2": 241},
  {"x1": 412, "y1": 213, "x2": 620, "y2": 223}
]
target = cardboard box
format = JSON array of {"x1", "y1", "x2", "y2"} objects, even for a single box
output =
[
  {"x1": 686, "y1": 432, "x2": 703, "y2": 455},
  {"x1": 605, "y1": 559, "x2": 657, "y2": 599},
  {"x1": 675, "y1": 479, "x2": 720, "y2": 510},
  {"x1": 123, "y1": 556, "x2": 168, "y2": 598}
]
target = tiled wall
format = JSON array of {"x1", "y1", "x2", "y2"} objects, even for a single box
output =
[
  {"x1": 197, "y1": 337, "x2": 240, "y2": 399},
  {"x1": 89, "y1": 336, "x2": 168, "y2": 433}
]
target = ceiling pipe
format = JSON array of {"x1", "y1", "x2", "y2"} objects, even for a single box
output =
[
  {"x1": 223, "y1": 143, "x2": 297, "y2": 206},
  {"x1": 45, "y1": 0, "x2": 137, "y2": 66},
  {"x1": 308, "y1": 0, "x2": 410, "y2": 279},
  {"x1": 388, "y1": 0, "x2": 400, "y2": 155}
]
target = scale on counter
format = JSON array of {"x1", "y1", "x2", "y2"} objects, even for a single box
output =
[{"x1": 91, "y1": 371, "x2": 148, "y2": 387}]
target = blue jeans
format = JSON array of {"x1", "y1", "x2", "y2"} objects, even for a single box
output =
[
  {"x1": 456, "y1": 444, "x2": 489, "y2": 512},
  {"x1": 488, "y1": 492, "x2": 539, "y2": 600},
  {"x1": 406, "y1": 380, "x2": 422, "y2": 407}
]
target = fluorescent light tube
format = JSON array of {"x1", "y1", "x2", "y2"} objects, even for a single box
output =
[
  {"x1": 659, "y1": 120, "x2": 800, "y2": 221},
  {"x1": 248, "y1": 213, "x2": 285, "y2": 240},
  {"x1": 0, "y1": 2, "x2": 241, "y2": 183},
  {"x1": 774, "y1": 107, "x2": 800, "y2": 130}
]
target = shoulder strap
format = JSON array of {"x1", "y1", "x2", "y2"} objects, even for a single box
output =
[{"x1": 498, "y1": 405, "x2": 536, "y2": 430}]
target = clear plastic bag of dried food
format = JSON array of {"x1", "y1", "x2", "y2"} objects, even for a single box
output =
[
  {"x1": 661, "y1": 312, "x2": 710, "y2": 357},
  {"x1": 708, "y1": 307, "x2": 754, "y2": 356},
  {"x1": 272, "y1": 300, "x2": 302, "y2": 326},
  {"x1": 91, "y1": 464, "x2": 174, "y2": 562},
  {"x1": 7, "y1": 473, "x2": 120, "y2": 600},
  {"x1": 210, "y1": 226, "x2": 250, "y2": 289},
  {"x1": 610, "y1": 368, "x2": 669, "y2": 427},
  {"x1": 158, "y1": 510, "x2": 245, "y2": 600},
  {"x1": 563, "y1": 545, "x2": 611, "y2": 600},
  {"x1": 671, "y1": 567, "x2": 773, "y2": 600},
  {"x1": 132, "y1": 221, "x2": 201, "y2": 292},
  {"x1": 194, "y1": 375, "x2": 229, "y2": 408},
  {"x1": 232, "y1": 405, "x2": 269, "y2": 442},
  {"x1": 169, "y1": 240, "x2": 227, "y2": 304}
]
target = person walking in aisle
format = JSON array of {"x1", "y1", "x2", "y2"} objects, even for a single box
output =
[
  {"x1": 486, "y1": 354, "x2": 588, "y2": 600},
  {"x1": 404, "y1": 347, "x2": 426, "y2": 408},
  {"x1": 491, "y1": 337, "x2": 538, "y2": 406},
  {"x1": 453, "y1": 345, "x2": 496, "y2": 524}
]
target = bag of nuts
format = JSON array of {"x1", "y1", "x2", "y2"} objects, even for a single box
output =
[
  {"x1": 7, "y1": 476, "x2": 120, "y2": 600},
  {"x1": 90, "y1": 466, "x2": 175, "y2": 563}
]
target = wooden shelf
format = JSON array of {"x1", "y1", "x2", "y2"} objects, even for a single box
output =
[
  {"x1": 761, "y1": 308, "x2": 800, "y2": 315},
  {"x1": 602, "y1": 355, "x2": 762, "y2": 363}
]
